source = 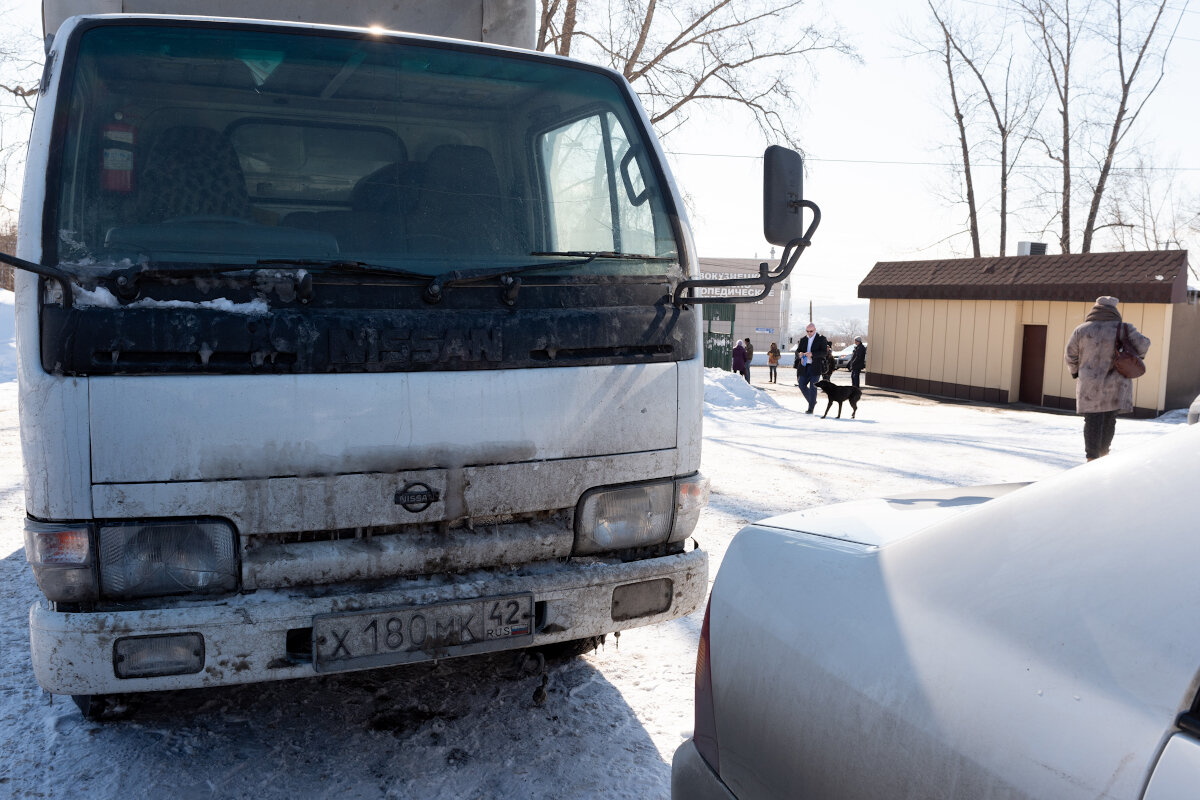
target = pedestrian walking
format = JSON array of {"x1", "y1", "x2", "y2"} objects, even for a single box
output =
[
  {"x1": 767, "y1": 342, "x2": 780, "y2": 383},
  {"x1": 794, "y1": 323, "x2": 830, "y2": 414},
  {"x1": 1064, "y1": 296, "x2": 1150, "y2": 462},
  {"x1": 743, "y1": 338, "x2": 754, "y2": 382},
  {"x1": 848, "y1": 336, "x2": 867, "y2": 388}
]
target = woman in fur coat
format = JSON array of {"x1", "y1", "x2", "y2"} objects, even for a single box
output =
[{"x1": 1064, "y1": 296, "x2": 1151, "y2": 461}]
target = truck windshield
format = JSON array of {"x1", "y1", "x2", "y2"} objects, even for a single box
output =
[{"x1": 50, "y1": 22, "x2": 681, "y2": 279}]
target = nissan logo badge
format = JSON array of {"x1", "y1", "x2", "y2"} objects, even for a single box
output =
[{"x1": 394, "y1": 482, "x2": 440, "y2": 513}]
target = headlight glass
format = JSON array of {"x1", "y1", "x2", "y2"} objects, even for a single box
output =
[
  {"x1": 24, "y1": 520, "x2": 98, "y2": 603},
  {"x1": 99, "y1": 520, "x2": 238, "y2": 599},
  {"x1": 575, "y1": 481, "x2": 675, "y2": 555},
  {"x1": 667, "y1": 473, "x2": 709, "y2": 543}
]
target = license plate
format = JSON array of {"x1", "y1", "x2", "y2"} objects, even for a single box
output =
[{"x1": 312, "y1": 593, "x2": 534, "y2": 673}]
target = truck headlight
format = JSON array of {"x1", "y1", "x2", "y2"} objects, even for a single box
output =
[
  {"x1": 667, "y1": 473, "x2": 709, "y2": 544},
  {"x1": 99, "y1": 520, "x2": 238, "y2": 599},
  {"x1": 24, "y1": 520, "x2": 98, "y2": 603},
  {"x1": 574, "y1": 474, "x2": 709, "y2": 555}
]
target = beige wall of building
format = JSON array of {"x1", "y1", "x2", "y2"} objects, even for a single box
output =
[
  {"x1": 1166, "y1": 297, "x2": 1200, "y2": 409},
  {"x1": 697, "y1": 259, "x2": 791, "y2": 358},
  {"x1": 867, "y1": 297, "x2": 1181, "y2": 416}
]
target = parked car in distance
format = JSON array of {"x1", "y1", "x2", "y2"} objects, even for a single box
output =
[
  {"x1": 831, "y1": 343, "x2": 859, "y2": 369},
  {"x1": 673, "y1": 422, "x2": 1200, "y2": 800}
]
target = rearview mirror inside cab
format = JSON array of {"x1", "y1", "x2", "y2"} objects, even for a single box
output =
[{"x1": 763, "y1": 145, "x2": 804, "y2": 246}]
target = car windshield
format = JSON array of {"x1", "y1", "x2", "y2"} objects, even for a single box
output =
[{"x1": 50, "y1": 22, "x2": 681, "y2": 279}]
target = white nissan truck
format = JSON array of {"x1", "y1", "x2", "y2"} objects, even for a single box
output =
[{"x1": 9, "y1": 0, "x2": 817, "y2": 716}]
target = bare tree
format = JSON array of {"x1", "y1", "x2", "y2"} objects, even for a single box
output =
[
  {"x1": 0, "y1": 7, "x2": 43, "y2": 219},
  {"x1": 1019, "y1": 0, "x2": 1184, "y2": 253},
  {"x1": 1018, "y1": 0, "x2": 1084, "y2": 253},
  {"x1": 1101, "y1": 157, "x2": 1194, "y2": 252},
  {"x1": 537, "y1": 0, "x2": 579, "y2": 55},
  {"x1": 928, "y1": 2, "x2": 1041, "y2": 257},
  {"x1": 935, "y1": 19, "x2": 982, "y2": 258},
  {"x1": 538, "y1": 0, "x2": 857, "y2": 148},
  {"x1": 1078, "y1": 0, "x2": 1181, "y2": 252},
  {"x1": 827, "y1": 318, "x2": 867, "y2": 348}
]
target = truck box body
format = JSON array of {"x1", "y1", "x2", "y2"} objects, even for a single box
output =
[
  {"x1": 43, "y1": 0, "x2": 537, "y2": 49},
  {"x1": 19, "y1": 10, "x2": 709, "y2": 698}
]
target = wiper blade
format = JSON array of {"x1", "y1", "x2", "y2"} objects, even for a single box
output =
[
  {"x1": 100, "y1": 258, "x2": 431, "y2": 301},
  {"x1": 531, "y1": 250, "x2": 675, "y2": 261},
  {"x1": 253, "y1": 259, "x2": 430, "y2": 280},
  {"x1": 423, "y1": 254, "x2": 597, "y2": 304}
]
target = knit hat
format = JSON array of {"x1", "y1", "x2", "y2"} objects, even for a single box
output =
[
  {"x1": 854, "y1": 336, "x2": 862, "y2": 342},
  {"x1": 1096, "y1": 296, "x2": 1119, "y2": 307}
]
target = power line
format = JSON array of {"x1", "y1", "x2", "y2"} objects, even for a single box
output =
[{"x1": 664, "y1": 150, "x2": 1200, "y2": 172}]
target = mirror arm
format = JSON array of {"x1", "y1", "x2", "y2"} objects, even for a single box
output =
[
  {"x1": 672, "y1": 199, "x2": 820, "y2": 307},
  {"x1": 0, "y1": 251, "x2": 76, "y2": 308}
]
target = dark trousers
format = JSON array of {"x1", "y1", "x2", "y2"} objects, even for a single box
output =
[
  {"x1": 768, "y1": 365, "x2": 777, "y2": 382},
  {"x1": 850, "y1": 369, "x2": 862, "y2": 388},
  {"x1": 1083, "y1": 411, "x2": 1118, "y2": 459},
  {"x1": 799, "y1": 364, "x2": 821, "y2": 410}
]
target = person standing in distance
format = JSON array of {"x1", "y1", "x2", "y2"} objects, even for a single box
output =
[
  {"x1": 743, "y1": 338, "x2": 754, "y2": 383},
  {"x1": 1064, "y1": 296, "x2": 1150, "y2": 461},
  {"x1": 731, "y1": 337, "x2": 747, "y2": 382},
  {"x1": 767, "y1": 342, "x2": 781, "y2": 384},
  {"x1": 848, "y1": 336, "x2": 867, "y2": 388},
  {"x1": 795, "y1": 323, "x2": 829, "y2": 414}
]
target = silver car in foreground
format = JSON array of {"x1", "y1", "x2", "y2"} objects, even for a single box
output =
[{"x1": 674, "y1": 421, "x2": 1200, "y2": 799}]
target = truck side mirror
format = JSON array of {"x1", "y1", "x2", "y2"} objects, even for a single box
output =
[
  {"x1": 763, "y1": 145, "x2": 805, "y2": 247},
  {"x1": 671, "y1": 144, "x2": 819, "y2": 306}
]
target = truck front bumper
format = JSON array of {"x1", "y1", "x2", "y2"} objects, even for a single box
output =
[{"x1": 29, "y1": 548, "x2": 707, "y2": 696}]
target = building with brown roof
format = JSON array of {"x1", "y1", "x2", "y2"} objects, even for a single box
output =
[{"x1": 858, "y1": 250, "x2": 1198, "y2": 417}]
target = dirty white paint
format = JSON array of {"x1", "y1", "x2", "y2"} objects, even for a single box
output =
[
  {"x1": 92, "y1": 449, "x2": 681, "y2": 536},
  {"x1": 87, "y1": 364, "x2": 680, "y2": 484},
  {"x1": 700, "y1": 423, "x2": 1200, "y2": 799},
  {"x1": 30, "y1": 547, "x2": 707, "y2": 695}
]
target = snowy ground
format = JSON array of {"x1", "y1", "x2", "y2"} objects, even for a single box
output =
[{"x1": 0, "y1": 288, "x2": 1188, "y2": 798}]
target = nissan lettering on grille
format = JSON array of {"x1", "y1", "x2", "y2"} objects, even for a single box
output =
[{"x1": 394, "y1": 482, "x2": 440, "y2": 513}]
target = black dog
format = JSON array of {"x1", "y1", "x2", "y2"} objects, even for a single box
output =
[{"x1": 816, "y1": 380, "x2": 861, "y2": 419}]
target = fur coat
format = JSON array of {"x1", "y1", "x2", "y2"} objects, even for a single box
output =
[{"x1": 1064, "y1": 305, "x2": 1150, "y2": 414}]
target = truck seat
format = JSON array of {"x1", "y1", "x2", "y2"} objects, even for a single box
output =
[
  {"x1": 410, "y1": 145, "x2": 511, "y2": 255},
  {"x1": 137, "y1": 126, "x2": 251, "y2": 222},
  {"x1": 281, "y1": 159, "x2": 419, "y2": 254}
]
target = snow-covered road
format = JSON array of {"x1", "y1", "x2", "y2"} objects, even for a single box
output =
[{"x1": 1, "y1": 309, "x2": 1187, "y2": 798}]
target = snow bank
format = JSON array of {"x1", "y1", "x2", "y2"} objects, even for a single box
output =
[{"x1": 703, "y1": 367, "x2": 780, "y2": 409}]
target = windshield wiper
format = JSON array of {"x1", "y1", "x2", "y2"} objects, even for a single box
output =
[
  {"x1": 99, "y1": 258, "x2": 432, "y2": 301},
  {"x1": 531, "y1": 250, "x2": 675, "y2": 261},
  {"x1": 0, "y1": 251, "x2": 79, "y2": 308},
  {"x1": 423, "y1": 254, "x2": 597, "y2": 305},
  {"x1": 253, "y1": 258, "x2": 431, "y2": 280}
]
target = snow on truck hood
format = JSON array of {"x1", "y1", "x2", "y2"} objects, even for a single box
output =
[{"x1": 756, "y1": 483, "x2": 1030, "y2": 548}]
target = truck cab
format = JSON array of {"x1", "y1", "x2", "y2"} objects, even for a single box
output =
[{"x1": 14, "y1": 6, "x2": 814, "y2": 714}]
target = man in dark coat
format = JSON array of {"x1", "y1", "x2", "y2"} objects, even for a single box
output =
[
  {"x1": 1064, "y1": 296, "x2": 1151, "y2": 461},
  {"x1": 794, "y1": 323, "x2": 829, "y2": 414},
  {"x1": 848, "y1": 336, "x2": 867, "y2": 388}
]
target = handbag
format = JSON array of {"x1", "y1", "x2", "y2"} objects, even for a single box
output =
[{"x1": 1112, "y1": 323, "x2": 1146, "y2": 379}]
